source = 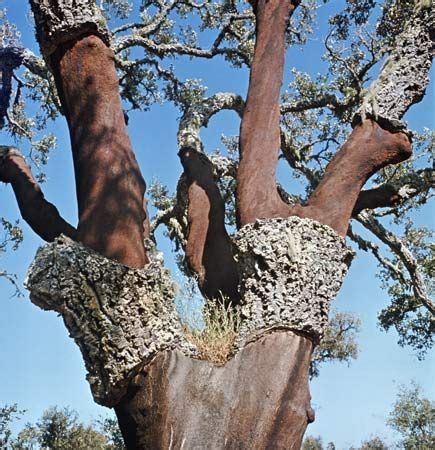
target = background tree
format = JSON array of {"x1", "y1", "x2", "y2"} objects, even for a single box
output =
[
  {"x1": 0, "y1": 0, "x2": 433, "y2": 448},
  {"x1": 0, "y1": 404, "x2": 25, "y2": 448},
  {"x1": 352, "y1": 437, "x2": 389, "y2": 450},
  {"x1": 302, "y1": 435, "x2": 324, "y2": 450},
  {"x1": 1, "y1": 404, "x2": 125, "y2": 449},
  {"x1": 388, "y1": 382, "x2": 435, "y2": 448},
  {"x1": 303, "y1": 383, "x2": 434, "y2": 448}
]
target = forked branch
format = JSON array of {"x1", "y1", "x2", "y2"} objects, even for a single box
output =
[{"x1": 290, "y1": 4, "x2": 433, "y2": 236}]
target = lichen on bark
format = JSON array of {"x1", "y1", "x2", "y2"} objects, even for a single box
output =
[
  {"x1": 234, "y1": 217, "x2": 354, "y2": 345},
  {"x1": 25, "y1": 236, "x2": 195, "y2": 406}
]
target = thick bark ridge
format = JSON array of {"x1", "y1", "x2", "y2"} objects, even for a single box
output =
[
  {"x1": 237, "y1": 0, "x2": 296, "y2": 226},
  {"x1": 115, "y1": 331, "x2": 314, "y2": 450},
  {"x1": 30, "y1": 1, "x2": 147, "y2": 268},
  {"x1": 25, "y1": 236, "x2": 195, "y2": 406},
  {"x1": 0, "y1": 146, "x2": 77, "y2": 241},
  {"x1": 29, "y1": 0, "x2": 110, "y2": 61},
  {"x1": 26, "y1": 216, "x2": 352, "y2": 444},
  {"x1": 235, "y1": 217, "x2": 354, "y2": 345}
]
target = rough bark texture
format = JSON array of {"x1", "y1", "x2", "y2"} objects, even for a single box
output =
[
  {"x1": 355, "y1": 5, "x2": 434, "y2": 131},
  {"x1": 26, "y1": 236, "x2": 195, "y2": 407},
  {"x1": 115, "y1": 331, "x2": 314, "y2": 450},
  {"x1": 25, "y1": 215, "x2": 352, "y2": 446},
  {"x1": 30, "y1": 1, "x2": 147, "y2": 268},
  {"x1": 29, "y1": 0, "x2": 110, "y2": 60},
  {"x1": 0, "y1": 146, "x2": 77, "y2": 241},
  {"x1": 235, "y1": 217, "x2": 354, "y2": 344},
  {"x1": 291, "y1": 119, "x2": 412, "y2": 236},
  {"x1": 237, "y1": 0, "x2": 296, "y2": 226}
]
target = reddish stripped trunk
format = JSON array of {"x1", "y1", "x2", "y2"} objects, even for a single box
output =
[
  {"x1": 292, "y1": 120, "x2": 412, "y2": 236},
  {"x1": 237, "y1": 0, "x2": 295, "y2": 226},
  {"x1": 179, "y1": 147, "x2": 239, "y2": 303},
  {"x1": 115, "y1": 331, "x2": 314, "y2": 450},
  {"x1": 51, "y1": 35, "x2": 147, "y2": 267}
]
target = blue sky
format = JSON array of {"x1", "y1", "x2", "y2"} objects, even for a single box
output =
[{"x1": 0, "y1": 1, "x2": 433, "y2": 448}]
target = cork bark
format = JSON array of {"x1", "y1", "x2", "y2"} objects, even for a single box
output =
[{"x1": 355, "y1": 5, "x2": 434, "y2": 131}]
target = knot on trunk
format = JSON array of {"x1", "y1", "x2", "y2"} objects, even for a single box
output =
[
  {"x1": 234, "y1": 217, "x2": 354, "y2": 344},
  {"x1": 25, "y1": 236, "x2": 195, "y2": 406}
]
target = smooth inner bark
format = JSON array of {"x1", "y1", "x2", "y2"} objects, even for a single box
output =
[
  {"x1": 51, "y1": 35, "x2": 147, "y2": 267},
  {"x1": 115, "y1": 331, "x2": 314, "y2": 450},
  {"x1": 237, "y1": 0, "x2": 296, "y2": 226},
  {"x1": 179, "y1": 147, "x2": 239, "y2": 304}
]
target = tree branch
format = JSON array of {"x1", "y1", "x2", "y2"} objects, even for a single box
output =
[
  {"x1": 175, "y1": 93, "x2": 243, "y2": 303},
  {"x1": 356, "y1": 211, "x2": 434, "y2": 315},
  {"x1": 289, "y1": 5, "x2": 433, "y2": 236},
  {"x1": 178, "y1": 147, "x2": 239, "y2": 304},
  {"x1": 30, "y1": 0, "x2": 148, "y2": 268},
  {"x1": 0, "y1": 146, "x2": 77, "y2": 242},
  {"x1": 237, "y1": 0, "x2": 298, "y2": 226},
  {"x1": 291, "y1": 120, "x2": 412, "y2": 236},
  {"x1": 352, "y1": 169, "x2": 434, "y2": 216},
  {"x1": 356, "y1": 5, "x2": 434, "y2": 131},
  {"x1": 280, "y1": 94, "x2": 344, "y2": 114}
]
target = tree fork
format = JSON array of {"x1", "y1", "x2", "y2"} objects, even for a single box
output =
[
  {"x1": 290, "y1": 4, "x2": 433, "y2": 236},
  {"x1": 30, "y1": 0, "x2": 148, "y2": 268}
]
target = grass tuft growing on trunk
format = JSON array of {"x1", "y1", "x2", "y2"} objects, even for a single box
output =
[{"x1": 181, "y1": 296, "x2": 241, "y2": 365}]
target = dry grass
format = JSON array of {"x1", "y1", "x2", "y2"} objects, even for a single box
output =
[{"x1": 181, "y1": 296, "x2": 241, "y2": 365}]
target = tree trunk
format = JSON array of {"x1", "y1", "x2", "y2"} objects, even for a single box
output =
[
  {"x1": 115, "y1": 332, "x2": 314, "y2": 450},
  {"x1": 26, "y1": 216, "x2": 352, "y2": 448}
]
